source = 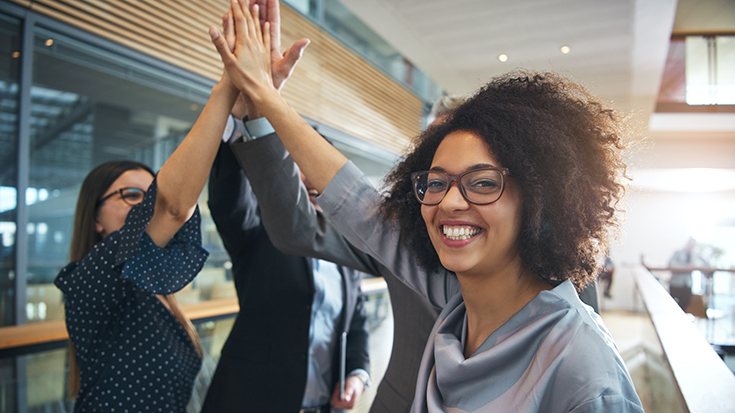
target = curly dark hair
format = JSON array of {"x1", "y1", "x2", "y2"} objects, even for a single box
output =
[{"x1": 379, "y1": 71, "x2": 629, "y2": 289}]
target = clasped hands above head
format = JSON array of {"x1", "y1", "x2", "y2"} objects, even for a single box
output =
[{"x1": 210, "y1": 0, "x2": 309, "y2": 105}]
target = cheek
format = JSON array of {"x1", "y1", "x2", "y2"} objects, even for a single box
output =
[
  {"x1": 119, "y1": 204, "x2": 133, "y2": 221},
  {"x1": 108, "y1": 204, "x2": 132, "y2": 230},
  {"x1": 420, "y1": 205, "x2": 434, "y2": 230}
]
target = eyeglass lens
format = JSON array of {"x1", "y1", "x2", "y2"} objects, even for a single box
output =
[
  {"x1": 413, "y1": 169, "x2": 504, "y2": 205},
  {"x1": 120, "y1": 188, "x2": 145, "y2": 205}
]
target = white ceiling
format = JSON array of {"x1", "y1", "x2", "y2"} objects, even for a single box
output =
[{"x1": 337, "y1": 0, "x2": 735, "y2": 132}]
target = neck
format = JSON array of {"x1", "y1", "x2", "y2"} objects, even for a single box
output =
[{"x1": 457, "y1": 263, "x2": 550, "y2": 358}]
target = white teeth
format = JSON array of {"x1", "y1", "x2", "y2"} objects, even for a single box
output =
[{"x1": 442, "y1": 226, "x2": 480, "y2": 240}]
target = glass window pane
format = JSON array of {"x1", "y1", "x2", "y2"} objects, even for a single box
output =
[
  {"x1": 284, "y1": 0, "x2": 312, "y2": 16},
  {"x1": 0, "y1": 13, "x2": 21, "y2": 327},
  {"x1": 686, "y1": 36, "x2": 712, "y2": 105},
  {"x1": 685, "y1": 35, "x2": 735, "y2": 105},
  {"x1": 25, "y1": 27, "x2": 217, "y2": 323},
  {"x1": 715, "y1": 36, "x2": 735, "y2": 104}
]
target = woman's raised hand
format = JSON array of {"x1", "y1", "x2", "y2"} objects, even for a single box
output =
[
  {"x1": 250, "y1": 0, "x2": 310, "y2": 92},
  {"x1": 212, "y1": 0, "x2": 348, "y2": 194},
  {"x1": 210, "y1": 0, "x2": 276, "y2": 103}
]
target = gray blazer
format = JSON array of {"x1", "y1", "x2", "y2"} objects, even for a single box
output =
[{"x1": 231, "y1": 135, "x2": 441, "y2": 413}]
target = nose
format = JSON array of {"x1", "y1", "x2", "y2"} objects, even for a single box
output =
[{"x1": 438, "y1": 181, "x2": 469, "y2": 211}]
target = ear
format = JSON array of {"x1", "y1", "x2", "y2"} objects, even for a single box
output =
[{"x1": 95, "y1": 219, "x2": 105, "y2": 237}]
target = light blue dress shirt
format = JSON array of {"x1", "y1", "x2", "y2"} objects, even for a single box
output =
[
  {"x1": 301, "y1": 258, "x2": 344, "y2": 408},
  {"x1": 221, "y1": 116, "x2": 370, "y2": 407}
]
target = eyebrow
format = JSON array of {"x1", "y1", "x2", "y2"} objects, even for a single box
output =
[{"x1": 429, "y1": 163, "x2": 497, "y2": 173}]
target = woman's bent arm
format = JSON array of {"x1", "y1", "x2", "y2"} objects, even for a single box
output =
[{"x1": 146, "y1": 81, "x2": 238, "y2": 247}]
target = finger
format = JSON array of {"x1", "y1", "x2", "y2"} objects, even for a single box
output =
[
  {"x1": 224, "y1": 10, "x2": 235, "y2": 52},
  {"x1": 210, "y1": 26, "x2": 234, "y2": 63},
  {"x1": 267, "y1": 0, "x2": 281, "y2": 52},
  {"x1": 240, "y1": 1, "x2": 256, "y2": 41},
  {"x1": 248, "y1": 0, "x2": 267, "y2": 37},
  {"x1": 272, "y1": 38, "x2": 309, "y2": 90},
  {"x1": 282, "y1": 38, "x2": 309, "y2": 69},
  {"x1": 329, "y1": 386, "x2": 341, "y2": 406},
  {"x1": 344, "y1": 387, "x2": 354, "y2": 402},
  {"x1": 256, "y1": 0, "x2": 267, "y2": 23},
  {"x1": 263, "y1": 21, "x2": 271, "y2": 55},
  {"x1": 340, "y1": 387, "x2": 356, "y2": 408},
  {"x1": 230, "y1": 0, "x2": 247, "y2": 41},
  {"x1": 252, "y1": 4, "x2": 263, "y2": 43}
]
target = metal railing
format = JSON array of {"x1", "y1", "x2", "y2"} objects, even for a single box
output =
[{"x1": 632, "y1": 265, "x2": 735, "y2": 413}]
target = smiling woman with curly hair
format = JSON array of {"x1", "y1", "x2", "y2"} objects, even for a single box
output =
[
  {"x1": 212, "y1": 6, "x2": 643, "y2": 410},
  {"x1": 381, "y1": 71, "x2": 628, "y2": 291}
]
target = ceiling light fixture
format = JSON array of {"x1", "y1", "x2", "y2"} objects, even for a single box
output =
[
  {"x1": 498, "y1": 54, "x2": 508, "y2": 62},
  {"x1": 560, "y1": 45, "x2": 570, "y2": 54},
  {"x1": 45, "y1": 39, "x2": 54, "y2": 47}
]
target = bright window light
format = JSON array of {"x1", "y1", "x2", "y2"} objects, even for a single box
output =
[
  {"x1": 632, "y1": 168, "x2": 735, "y2": 193},
  {"x1": 686, "y1": 36, "x2": 735, "y2": 105}
]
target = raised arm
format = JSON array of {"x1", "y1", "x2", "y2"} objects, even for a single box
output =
[
  {"x1": 145, "y1": 78, "x2": 237, "y2": 247},
  {"x1": 211, "y1": 0, "x2": 346, "y2": 194},
  {"x1": 145, "y1": 0, "x2": 303, "y2": 248},
  {"x1": 231, "y1": 134, "x2": 382, "y2": 274}
]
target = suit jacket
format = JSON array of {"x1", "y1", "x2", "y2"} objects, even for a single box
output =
[
  {"x1": 201, "y1": 142, "x2": 370, "y2": 413},
  {"x1": 231, "y1": 135, "x2": 441, "y2": 413}
]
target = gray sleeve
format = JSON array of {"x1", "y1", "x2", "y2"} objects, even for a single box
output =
[
  {"x1": 318, "y1": 161, "x2": 460, "y2": 308},
  {"x1": 231, "y1": 134, "x2": 385, "y2": 276}
]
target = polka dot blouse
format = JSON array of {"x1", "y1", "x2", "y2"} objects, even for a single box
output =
[{"x1": 55, "y1": 179, "x2": 208, "y2": 412}]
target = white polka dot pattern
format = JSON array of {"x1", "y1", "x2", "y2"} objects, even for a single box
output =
[{"x1": 55, "y1": 179, "x2": 207, "y2": 412}]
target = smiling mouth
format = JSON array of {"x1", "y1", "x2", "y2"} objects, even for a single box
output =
[
  {"x1": 307, "y1": 189, "x2": 319, "y2": 196},
  {"x1": 442, "y1": 225, "x2": 481, "y2": 241}
]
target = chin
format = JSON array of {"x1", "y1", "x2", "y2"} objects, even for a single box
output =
[{"x1": 437, "y1": 252, "x2": 472, "y2": 274}]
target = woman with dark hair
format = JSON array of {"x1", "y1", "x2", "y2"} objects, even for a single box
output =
[
  {"x1": 211, "y1": 2, "x2": 644, "y2": 411},
  {"x1": 60, "y1": 159, "x2": 209, "y2": 411},
  {"x1": 55, "y1": 13, "x2": 251, "y2": 409}
]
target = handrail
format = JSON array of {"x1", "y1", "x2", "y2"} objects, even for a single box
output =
[
  {"x1": 0, "y1": 298, "x2": 239, "y2": 356},
  {"x1": 0, "y1": 277, "x2": 388, "y2": 354},
  {"x1": 644, "y1": 266, "x2": 735, "y2": 273},
  {"x1": 632, "y1": 265, "x2": 735, "y2": 413}
]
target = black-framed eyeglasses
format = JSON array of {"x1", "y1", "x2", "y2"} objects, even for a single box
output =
[
  {"x1": 97, "y1": 187, "x2": 146, "y2": 207},
  {"x1": 411, "y1": 167, "x2": 511, "y2": 206}
]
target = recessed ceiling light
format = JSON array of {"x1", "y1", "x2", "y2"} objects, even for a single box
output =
[
  {"x1": 560, "y1": 45, "x2": 570, "y2": 54},
  {"x1": 45, "y1": 39, "x2": 53, "y2": 47},
  {"x1": 498, "y1": 54, "x2": 508, "y2": 62}
]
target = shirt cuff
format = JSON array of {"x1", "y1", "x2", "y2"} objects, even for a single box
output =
[
  {"x1": 244, "y1": 116, "x2": 275, "y2": 140},
  {"x1": 347, "y1": 369, "x2": 371, "y2": 388},
  {"x1": 222, "y1": 114, "x2": 247, "y2": 144},
  {"x1": 222, "y1": 115, "x2": 235, "y2": 142}
]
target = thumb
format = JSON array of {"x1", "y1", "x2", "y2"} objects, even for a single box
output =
[
  {"x1": 282, "y1": 38, "x2": 310, "y2": 72},
  {"x1": 209, "y1": 27, "x2": 232, "y2": 60}
]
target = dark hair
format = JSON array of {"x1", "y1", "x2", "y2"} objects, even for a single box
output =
[
  {"x1": 69, "y1": 160, "x2": 155, "y2": 262},
  {"x1": 380, "y1": 71, "x2": 629, "y2": 289}
]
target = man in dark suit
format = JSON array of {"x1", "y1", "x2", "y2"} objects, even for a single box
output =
[
  {"x1": 202, "y1": 129, "x2": 370, "y2": 412},
  {"x1": 202, "y1": 1, "x2": 369, "y2": 411},
  {"x1": 228, "y1": 127, "x2": 440, "y2": 413},
  {"x1": 205, "y1": 1, "x2": 439, "y2": 410}
]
